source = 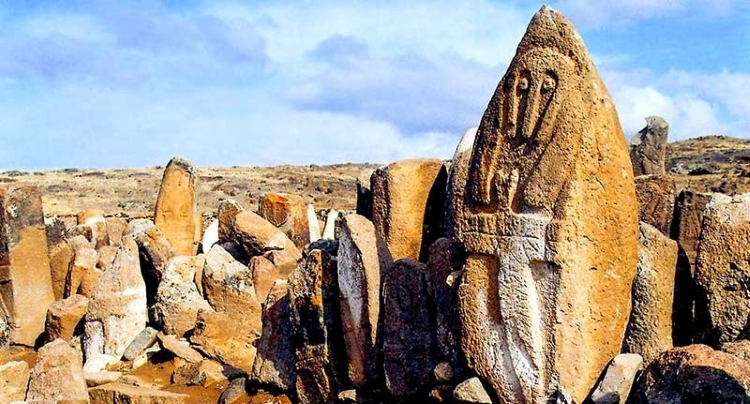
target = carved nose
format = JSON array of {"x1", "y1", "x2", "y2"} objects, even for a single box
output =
[{"x1": 522, "y1": 92, "x2": 540, "y2": 139}]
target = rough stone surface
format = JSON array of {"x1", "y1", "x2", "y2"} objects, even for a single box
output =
[
  {"x1": 126, "y1": 218, "x2": 176, "y2": 305},
  {"x1": 151, "y1": 255, "x2": 213, "y2": 337},
  {"x1": 590, "y1": 353, "x2": 643, "y2": 404},
  {"x1": 630, "y1": 344, "x2": 750, "y2": 403},
  {"x1": 694, "y1": 193, "x2": 750, "y2": 346},
  {"x1": 27, "y1": 339, "x2": 89, "y2": 403},
  {"x1": 447, "y1": 8, "x2": 639, "y2": 403},
  {"x1": 623, "y1": 223, "x2": 678, "y2": 363},
  {"x1": 45, "y1": 294, "x2": 89, "y2": 343},
  {"x1": 258, "y1": 192, "x2": 311, "y2": 249},
  {"x1": 219, "y1": 377, "x2": 249, "y2": 404},
  {"x1": 722, "y1": 339, "x2": 750, "y2": 363},
  {"x1": 249, "y1": 256, "x2": 284, "y2": 303},
  {"x1": 630, "y1": 116, "x2": 669, "y2": 177},
  {"x1": 307, "y1": 204, "x2": 322, "y2": 243},
  {"x1": 154, "y1": 157, "x2": 197, "y2": 256},
  {"x1": 84, "y1": 236, "x2": 148, "y2": 359},
  {"x1": 122, "y1": 327, "x2": 158, "y2": 361},
  {"x1": 159, "y1": 333, "x2": 204, "y2": 363},
  {"x1": 321, "y1": 209, "x2": 338, "y2": 240},
  {"x1": 86, "y1": 371, "x2": 123, "y2": 387},
  {"x1": 634, "y1": 175, "x2": 676, "y2": 236},
  {"x1": 171, "y1": 359, "x2": 226, "y2": 387},
  {"x1": 251, "y1": 280, "x2": 296, "y2": 392},
  {"x1": 189, "y1": 310, "x2": 258, "y2": 373},
  {"x1": 230, "y1": 210, "x2": 302, "y2": 260},
  {"x1": 78, "y1": 209, "x2": 109, "y2": 250},
  {"x1": 288, "y1": 248, "x2": 347, "y2": 404},
  {"x1": 445, "y1": 127, "x2": 478, "y2": 236},
  {"x1": 106, "y1": 217, "x2": 128, "y2": 247},
  {"x1": 89, "y1": 383, "x2": 188, "y2": 404},
  {"x1": 337, "y1": 214, "x2": 392, "y2": 388},
  {"x1": 218, "y1": 199, "x2": 245, "y2": 242},
  {"x1": 0, "y1": 360, "x2": 30, "y2": 403},
  {"x1": 371, "y1": 158, "x2": 446, "y2": 261},
  {"x1": 65, "y1": 245, "x2": 100, "y2": 298},
  {"x1": 49, "y1": 239, "x2": 74, "y2": 300},
  {"x1": 382, "y1": 259, "x2": 435, "y2": 399},
  {"x1": 0, "y1": 183, "x2": 56, "y2": 346},
  {"x1": 453, "y1": 377, "x2": 493, "y2": 404}
]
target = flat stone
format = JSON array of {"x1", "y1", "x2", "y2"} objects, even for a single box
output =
[
  {"x1": 122, "y1": 327, "x2": 159, "y2": 361},
  {"x1": 306, "y1": 203, "x2": 322, "y2": 242},
  {"x1": 89, "y1": 383, "x2": 188, "y2": 404},
  {"x1": 171, "y1": 359, "x2": 226, "y2": 387},
  {"x1": 321, "y1": 209, "x2": 338, "y2": 240},
  {"x1": 86, "y1": 371, "x2": 123, "y2": 387},
  {"x1": 158, "y1": 333, "x2": 204, "y2": 363},
  {"x1": 189, "y1": 310, "x2": 258, "y2": 374},
  {"x1": 590, "y1": 353, "x2": 644, "y2": 404},
  {"x1": 49, "y1": 240, "x2": 73, "y2": 300}
]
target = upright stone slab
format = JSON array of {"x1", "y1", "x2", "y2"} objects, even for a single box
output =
[
  {"x1": 371, "y1": 158, "x2": 447, "y2": 261},
  {"x1": 337, "y1": 214, "x2": 392, "y2": 388},
  {"x1": 447, "y1": 7, "x2": 639, "y2": 403},
  {"x1": 251, "y1": 280, "x2": 297, "y2": 392},
  {"x1": 446, "y1": 127, "x2": 478, "y2": 238},
  {"x1": 623, "y1": 223, "x2": 678, "y2": 363},
  {"x1": 154, "y1": 157, "x2": 197, "y2": 256},
  {"x1": 307, "y1": 204, "x2": 322, "y2": 243},
  {"x1": 151, "y1": 255, "x2": 213, "y2": 337},
  {"x1": 0, "y1": 183, "x2": 55, "y2": 346},
  {"x1": 630, "y1": 116, "x2": 669, "y2": 177},
  {"x1": 694, "y1": 193, "x2": 750, "y2": 346},
  {"x1": 288, "y1": 248, "x2": 346, "y2": 404},
  {"x1": 126, "y1": 218, "x2": 176, "y2": 305},
  {"x1": 258, "y1": 192, "x2": 311, "y2": 249},
  {"x1": 635, "y1": 175, "x2": 676, "y2": 236}
]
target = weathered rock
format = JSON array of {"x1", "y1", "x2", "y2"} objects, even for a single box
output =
[
  {"x1": 86, "y1": 371, "x2": 123, "y2": 387},
  {"x1": 49, "y1": 239, "x2": 74, "y2": 300},
  {"x1": 434, "y1": 362, "x2": 453, "y2": 383},
  {"x1": 201, "y1": 219, "x2": 219, "y2": 253},
  {"x1": 151, "y1": 255, "x2": 213, "y2": 337},
  {"x1": 202, "y1": 244, "x2": 262, "y2": 333},
  {"x1": 263, "y1": 248, "x2": 300, "y2": 271},
  {"x1": 159, "y1": 333, "x2": 204, "y2": 363},
  {"x1": 453, "y1": 377, "x2": 493, "y2": 404},
  {"x1": 630, "y1": 116, "x2": 669, "y2": 177},
  {"x1": 382, "y1": 259, "x2": 435, "y2": 398},
  {"x1": 45, "y1": 215, "x2": 68, "y2": 247},
  {"x1": 84, "y1": 236, "x2": 147, "y2": 359},
  {"x1": 694, "y1": 193, "x2": 750, "y2": 346},
  {"x1": 122, "y1": 327, "x2": 158, "y2": 361},
  {"x1": 0, "y1": 183, "x2": 56, "y2": 346},
  {"x1": 97, "y1": 245, "x2": 118, "y2": 273},
  {"x1": 671, "y1": 190, "x2": 713, "y2": 268},
  {"x1": 83, "y1": 353, "x2": 119, "y2": 375},
  {"x1": 106, "y1": 216, "x2": 128, "y2": 247},
  {"x1": 634, "y1": 175, "x2": 676, "y2": 236},
  {"x1": 249, "y1": 256, "x2": 283, "y2": 303},
  {"x1": 630, "y1": 344, "x2": 750, "y2": 403},
  {"x1": 0, "y1": 360, "x2": 30, "y2": 403},
  {"x1": 230, "y1": 210, "x2": 302, "y2": 260},
  {"x1": 126, "y1": 218, "x2": 176, "y2": 305},
  {"x1": 445, "y1": 127, "x2": 478, "y2": 237},
  {"x1": 371, "y1": 158, "x2": 446, "y2": 261},
  {"x1": 189, "y1": 310, "x2": 258, "y2": 373},
  {"x1": 27, "y1": 338, "x2": 88, "y2": 403},
  {"x1": 447, "y1": 7, "x2": 639, "y2": 403},
  {"x1": 321, "y1": 209, "x2": 338, "y2": 240},
  {"x1": 89, "y1": 383, "x2": 188, "y2": 404},
  {"x1": 78, "y1": 209, "x2": 109, "y2": 250},
  {"x1": 65, "y1": 245, "x2": 100, "y2": 298},
  {"x1": 722, "y1": 339, "x2": 750, "y2": 363},
  {"x1": 337, "y1": 214, "x2": 392, "y2": 388},
  {"x1": 623, "y1": 223, "x2": 678, "y2": 363},
  {"x1": 219, "y1": 377, "x2": 249, "y2": 404},
  {"x1": 45, "y1": 294, "x2": 89, "y2": 343},
  {"x1": 251, "y1": 280, "x2": 296, "y2": 392},
  {"x1": 288, "y1": 248, "x2": 346, "y2": 404},
  {"x1": 355, "y1": 180, "x2": 373, "y2": 221},
  {"x1": 307, "y1": 204, "x2": 322, "y2": 243},
  {"x1": 259, "y1": 192, "x2": 311, "y2": 249},
  {"x1": 154, "y1": 157, "x2": 197, "y2": 256},
  {"x1": 218, "y1": 199, "x2": 245, "y2": 242},
  {"x1": 426, "y1": 237, "x2": 466, "y2": 373},
  {"x1": 172, "y1": 359, "x2": 226, "y2": 387},
  {"x1": 590, "y1": 353, "x2": 643, "y2": 404}
]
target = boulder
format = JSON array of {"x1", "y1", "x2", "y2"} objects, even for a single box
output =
[
  {"x1": 0, "y1": 183, "x2": 56, "y2": 346},
  {"x1": 217, "y1": 199, "x2": 244, "y2": 242},
  {"x1": 26, "y1": 339, "x2": 88, "y2": 403},
  {"x1": 49, "y1": 239, "x2": 74, "y2": 300},
  {"x1": 321, "y1": 209, "x2": 338, "y2": 240},
  {"x1": 337, "y1": 214, "x2": 392, "y2": 388},
  {"x1": 229, "y1": 210, "x2": 302, "y2": 260},
  {"x1": 122, "y1": 327, "x2": 158, "y2": 361},
  {"x1": 154, "y1": 157, "x2": 197, "y2": 256},
  {"x1": 371, "y1": 158, "x2": 447, "y2": 261},
  {"x1": 629, "y1": 116, "x2": 669, "y2": 176},
  {"x1": 453, "y1": 377, "x2": 493, "y2": 404},
  {"x1": 77, "y1": 209, "x2": 109, "y2": 250},
  {"x1": 151, "y1": 255, "x2": 213, "y2": 337},
  {"x1": 105, "y1": 216, "x2": 128, "y2": 247},
  {"x1": 623, "y1": 223, "x2": 678, "y2": 363},
  {"x1": 159, "y1": 333, "x2": 204, "y2": 363},
  {"x1": 249, "y1": 256, "x2": 283, "y2": 303},
  {"x1": 45, "y1": 294, "x2": 89, "y2": 343},
  {"x1": 589, "y1": 353, "x2": 643, "y2": 404},
  {"x1": 89, "y1": 383, "x2": 188, "y2": 404},
  {"x1": 251, "y1": 280, "x2": 296, "y2": 392},
  {"x1": 258, "y1": 192, "x2": 310, "y2": 249},
  {"x1": 634, "y1": 175, "x2": 676, "y2": 236},
  {"x1": 447, "y1": 7, "x2": 639, "y2": 403},
  {"x1": 126, "y1": 218, "x2": 176, "y2": 305},
  {"x1": 189, "y1": 310, "x2": 257, "y2": 374},
  {"x1": 0, "y1": 361, "x2": 30, "y2": 403},
  {"x1": 64, "y1": 245, "x2": 100, "y2": 298}
]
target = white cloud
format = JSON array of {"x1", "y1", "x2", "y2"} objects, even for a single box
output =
[{"x1": 551, "y1": 0, "x2": 746, "y2": 26}]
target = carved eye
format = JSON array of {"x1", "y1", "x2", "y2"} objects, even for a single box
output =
[
  {"x1": 518, "y1": 77, "x2": 529, "y2": 92},
  {"x1": 542, "y1": 76, "x2": 556, "y2": 93}
]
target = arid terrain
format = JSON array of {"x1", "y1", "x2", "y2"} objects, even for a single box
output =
[{"x1": 0, "y1": 135, "x2": 748, "y2": 221}]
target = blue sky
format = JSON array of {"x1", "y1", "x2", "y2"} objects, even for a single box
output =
[{"x1": 0, "y1": 0, "x2": 748, "y2": 170}]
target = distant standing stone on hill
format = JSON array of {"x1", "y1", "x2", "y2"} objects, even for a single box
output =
[
  {"x1": 630, "y1": 116, "x2": 669, "y2": 176},
  {"x1": 0, "y1": 182, "x2": 56, "y2": 346},
  {"x1": 154, "y1": 157, "x2": 197, "y2": 256}
]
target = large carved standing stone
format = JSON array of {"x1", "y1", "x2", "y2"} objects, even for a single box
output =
[
  {"x1": 629, "y1": 116, "x2": 669, "y2": 177},
  {"x1": 635, "y1": 175, "x2": 676, "y2": 236},
  {"x1": 371, "y1": 158, "x2": 447, "y2": 261},
  {"x1": 0, "y1": 183, "x2": 55, "y2": 346},
  {"x1": 154, "y1": 157, "x2": 197, "y2": 256},
  {"x1": 447, "y1": 7, "x2": 639, "y2": 403},
  {"x1": 694, "y1": 193, "x2": 750, "y2": 346}
]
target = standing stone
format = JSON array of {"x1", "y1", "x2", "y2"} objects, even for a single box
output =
[
  {"x1": 321, "y1": 209, "x2": 338, "y2": 240},
  {"x1": 218, "y1": 199, "x2": 244, "y2": 242},
  {"x1": 355, "y1": 179, "x2": 373, "y2": 221},
  {"x1": 337, "y1": 214, "x2": 392, "y2": 388},
  {"x1": 151, "y1": 255, "x2": 213, "y2": 337},
  {"x1": 27, "y1": 338, "x2": 89, "y2": 403},
  {"x1": 249, "y1": 255, "x2": 284, "y2": 303},
  {"x1": 634, "y1": 175, "x2": 676, "y2": 236},
  {"x1": 629, "y1": 116, "x2": 669, "y2": 177},
  {"x1": 251, "y1": 280, "x2": 297, "y2": 392},
  {"x1": 201, "y1": 219, "x2": 219, "y2": 253},
  {"x1": 289, "y1": 248, "x2": 347, "y2": 404},
  {"x1": 126, "y1": 219, "x2": 176, "y2": 305},
  {"x1": 623, "y1": 223, "x2": 678, "y2": 363},
  {"x1": 49, "y1": 239, "x2": 74, "y2": 300},
  {"x1": 382, "y1": 259, "x2": 436, "y2": 399},
  {"x1": 694, "y1": 193, "x2": 750, "y2": 346},
  {"x1": 590, "y1": 353, "x2": 643, "y2": 404},
  {"x1": 447, "y1": 7, "x2": 639, "y2": 403},
  {"x1": 106, "y1": 216, "x2": 128, "y2": 247},
  {"x1": 0, "y1": 360, "x2": 30, "y2": 403},
  {"x1": 307, "y1": 204, "x2": 322, "y2": 243},
  {"x1": 45, "y1": 294, "x2": 89, "y2": 343},
  {"x1": 258, "y1": 192, "x2": 311, "y2": 249},
  {"x1": 446, "y1": 126, "x2": 478, "y2": 239},
  {"x1": 371, "y1": 158, "x2": 447, "y2": 261},
  {"x1": 84, "y1": 236, "x2": 148, "y2": 359},
  {"x1": 0, "y1": 183, "x2": 55, "y2": 346},
  {"x1": 154, "y1": 157, "x2": 197, "y2": 256}
]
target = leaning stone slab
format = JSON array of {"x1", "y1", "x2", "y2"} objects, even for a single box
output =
[
  {"x1": 154, "y1": 157, "x2": 197, "y2": 256},
  {"x1": 122, "y1": 327, "x2": 158, "y2": 361},
  {"x1": 0, "y1": 183, "x2": 56, "y2": 346},
  {"x1": 590, "y1": 353, "x2": 643, "y2": 404},
  {"x1": 159, "y1": 333, "x2": 204, "y2": 363}
]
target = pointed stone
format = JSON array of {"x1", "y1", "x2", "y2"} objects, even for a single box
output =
[
  {"x1": 630, "y1": 116, "x2": 669, "y2": 176},
  {"x1": 446, "y1": 127, "x2": 478, "y2": 239},
  {"x1": 337, "y1": 214, "x2": 392, "y2": 388},
  {"x1": 45, "y1": 294, "x2": 89, "y2": 343},
  {"x1": 258, "y1": 192, "x2": 311, "y2": 249},
  {"x1": 151, "y1": 255, "x2": 213, "y2": 337},
  {"x1": 201, "y1": 219, "x2": 219, "y2": 253},
  {"x1": 251, "y1": 280, "x2": 296, "y2": 392},
  {"x1": 623, "y1": 223, "x2": 678, "y2": 363},
  {"x1": 154, "y1": 157, "x2": 197, "y2": 256},
  {"x1": 322, "y1": 209, "x2": 338, "y2": 240},
  {"x1": 371, "y1": 158, "x2": 447, "y2": 261},
  {"x1": 453, "y1": 377, "x2": 492, "y2": 404},
  {"x1": 84, "y1": 236, "x2": 147, "y2": 359},
  {"x1": 447, "y1": 7, "x2": 639, "y2": 403},
  {"x1": 635, "y1": 174, "x2": 676, "y2": 236},
  {"x1": 307, "y1": 204, "x2": 322, "y2": 243},
  {"x1": 26, "y1": 339, "x2": 88, "y2": 403},
  {"x1": 0, "y1": 183, "x2": 56, "y2": 346}
]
